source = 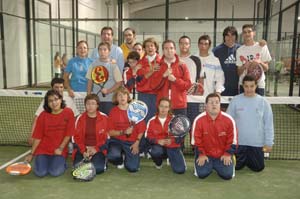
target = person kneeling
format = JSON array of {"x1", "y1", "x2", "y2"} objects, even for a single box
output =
[{"x1": 191, "y1": 93, "x2": 237, "y2": 180}]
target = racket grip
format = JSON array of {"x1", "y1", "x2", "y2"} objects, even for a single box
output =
[{"x1": 102, "y1": 93, "x2": 106, "y2": 97}]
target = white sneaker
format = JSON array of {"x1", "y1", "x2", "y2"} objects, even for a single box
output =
[
  {"x1": 155, "y1": 164, "x2": 163, "y2": 169},
  {"x1": 117, "y1": 163, "x2": 124, "y2": 169},
  {"x1": 166, "y1": 158, "x2": 170, "y2": 166}
]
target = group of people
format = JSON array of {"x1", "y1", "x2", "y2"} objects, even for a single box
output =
[{"x1": 25, "y1": 24, "x2": 274, "y2": 180}]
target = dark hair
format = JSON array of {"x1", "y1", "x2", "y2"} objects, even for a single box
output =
[
  {"x1": 85, "y1": 93, "x2": 100, "y2": 106},
  {"x1": 157, "y1": 97, "x2": 173, "y2": 116},
  {"x1": 76, "y1": 40, "x2": 89, "y2": 48},
  {"x1": 242, "y1": 24, "x2": 255, "y2": 31},
  {"x1": 101, "y1": 26, "x2": 114, "y2": 36},
  {"x1": 98, "y1": 42, "x2": 111, "y2": 51},
  {"x1": 205, "y1": 93, "x2": 221, "y2": 104},
  {"x1": 198, "y1": 35, "x2": 212, "y2": 46},
  {"x1": 179, "y1": 35, "x2": 191, "y2": 43},
  {"x1": 43, "y1": 90, "x2": 66, "y2": 113},
  {"x1": 242, "y1": 75, "x2": 257, "y2": 85},
  {"x1": 112, "y1": 86, "x2": 132, "y2": 105},
  {"x1": 143, "y1": 37, "x2": 159, "y2": 53},
  {"x1": 223, "y1": 26, "x2": 238, "y2": 42},
  {"x1": 127, "y1": 51, "x2": 140, "y2": 61},
  {"x1": 133, "y1": 42, "x2": 143, "y2": 48},
  {"x1": 162, "y1": 39, "x2": 176, "y2": 50},
  {"x1": 51, "y1": 78, "x2": 64, "y2": 88},
  {"x1": 123, "y1": 27, "x2": 136, "y2": 35}
]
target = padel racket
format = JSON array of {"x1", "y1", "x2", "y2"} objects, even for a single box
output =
[
  {"x1": 91, "y1": 65, "x2": 109, "y2": 97},
  {"x1": 72, "y1": 158, "x2": 96, "y2": 182},
  {"x1": 6, "y1": 161, "x2": 31, "y2": 176},
  {"x1": 168, "y1": 114, "x2": 191, "y2": 137},
  {"x1": 246, "y1": 62, "x2": 263, "y2": 81},
  {"x1": 126, "y1": 100, "x2": 148, "y2": 137}
]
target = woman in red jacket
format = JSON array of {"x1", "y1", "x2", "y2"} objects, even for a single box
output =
[
  {"x1": 107, "y1": 87, "x2": 146, "y2": 172},
  {"x1": 145, "y1": 97, "x2": 186, "y2": 174},
  {"x1": 72, "y1": 94, "x2": 108, "y2": 174}
]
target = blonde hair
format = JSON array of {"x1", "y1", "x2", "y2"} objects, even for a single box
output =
[{"x1": 112, "y1": 86, "x2": 132, "y2": 105}]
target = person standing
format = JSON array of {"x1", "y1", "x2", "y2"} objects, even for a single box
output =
[
  {"x1": 120, "y1": 27, "x2": 136, "y2": 61},
  {"x1": 197, "y1": 35, "x2": 225, "y2": 97},
  {"x1": 227, "y1": 75, "x2": 274, "y2": 172},
  {"x1": 64, "y1": 40, "x2": 93, "y2": 97},
  {"x1": 151, "y1": 39, "x2": 192, "y2": 116},
  {"x1": 236, "y1": 24, "x2": 272, "y2": 96},
  {"x1": 90, "y1": 27, "x2": 124, "y2": 73}
]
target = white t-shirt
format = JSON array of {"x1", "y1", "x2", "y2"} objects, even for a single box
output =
[
  {"x1": 236, "y1": 42, "x2": 272, "y2": 88},
  {"x1": 35, "y1": 95, "x2": 79, "y2": 116}
]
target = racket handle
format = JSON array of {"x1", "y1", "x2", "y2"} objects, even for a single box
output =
[{"x1": 102, "y1": 93, "x2": 106, "y2": 97}]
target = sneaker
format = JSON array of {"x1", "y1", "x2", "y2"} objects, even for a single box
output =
[
  {"x1": 166, "y1": 158, "x2": 170, "y2": 166},
  {"x1": 155, "y1": 164, "x2": 163, "y2": 169},
  {"x1": 117, "y1": 163, "x2": 124, "y2": 169},
  {"x1": 139, "y1": 152, "x2": 145, "y2": 158}
]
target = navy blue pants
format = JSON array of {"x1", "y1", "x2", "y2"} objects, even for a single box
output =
[
  {"x1": 99, "y1": 101, "x2": 114, "y2": 115},
  {"x1": 235, "y1": 145, "x2": 265, "y2": 172},
  {"x1": 73, "y1": 151, "x2": 106, "y2": 174},
  {"x1": 138, "y1": 92, "x2": 156, "y2": 123},
  {"x1": 34, "y1": 154, "x2": 66, "y2": 177},
  {"x1": 149, "y1": 144, "x2": 186, "y2": 174},
  {"x1": 194, "y1": 154, "x2": 234, "y2": 180},
  {"x1": 107, "y1": 138, "x2": 140, "y2": 172}
]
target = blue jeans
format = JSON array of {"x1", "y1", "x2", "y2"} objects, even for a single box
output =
[
  {"x1": 73, "y1": 151, "x2": 106, "y2": 174},
  {"x1": 107, "y1": 138, "x2": 140, "y2": 172},
  {"x1": 235, "y1": 145, "x2": 265, "y2": 172},
  {"x1": 137, "y1": 92, "x2": 157, "y2": 123},
  {"x1": 149, "y1": 144, "x2": 186, "y2": 174},
  {"x1": 34, "y1": 154, "x2": 66, "y2": 177},
  {"x1": 194, "y1": 150, "x2": 234, "y2": 180}
]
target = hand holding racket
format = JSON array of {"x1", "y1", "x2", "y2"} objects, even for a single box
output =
[
  {"x1": 91, "y1": 65, "x2": 109, "y2": 97},
  {"x1": 126, "y1": 100, "x2": 148, "y2": 137},
  {"x1": 72, "y1": 158, "x2": 96, "y2": 182}
]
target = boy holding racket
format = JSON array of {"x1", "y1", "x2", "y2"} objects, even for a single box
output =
[
  {"x1": 86, "y1": 42, "x2": 123, "y2": 115},
  {"x1": 236, "y1": 24, "x2": 271, "y2": 96},
  {"x1": 72, "y1": 94, "x2": 108, "y2": 174},
  {"x1": 227, "y1": 75, "x2": 274, "y2": 172},
  {"x1": 191, "y1": 93, "x2": 237, "y2": 180},
  {"x1": 145, "y1": 97, "x2": 186, "y2": 174}
]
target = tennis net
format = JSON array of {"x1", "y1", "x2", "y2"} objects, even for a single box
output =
[{"x1": 0, "y1": 89, "x2": 299, "y2": 160}]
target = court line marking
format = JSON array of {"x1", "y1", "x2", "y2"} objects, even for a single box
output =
[{"x1": 0, "y1": 150, "x2": 31, "y2": 170}]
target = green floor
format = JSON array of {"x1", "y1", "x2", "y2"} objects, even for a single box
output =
[{"x1": 0, "y1": 146, "x2": 300, "y2": 199}]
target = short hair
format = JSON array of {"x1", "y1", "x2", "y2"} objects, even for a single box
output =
[
  {"x1": 127, "y1": 51, "x2": 140, "y2": 61},
  {"x1": 198, "y1": 35, "x2": 212, "y2": 46},
  {"x1": 123, "y1": 27, "x2": 136, "y2": 35},
  {"x1": 157, "y1": 97, "x2": 173, "y2": 116},
  {"x1": 242, "y1": 24, "x2": 255, "y2": 31},
  {"x1": 223, "y1": 26, "x2": 238, "y2": 42},
  {"x1": 162, "y1": 39, "x2": 176, "y2": 49},
  {"x1": 179, "y1": 35, "x2": 191, "y2": 43},
  {"x1": 98, "y1": 42, "x2": 111, "y2": 51},
  {"x1": 43, "y1": 90, "x2": 66, "y2": 113},
  {"x1": 133, "y1": 42, "x2": 143, "y2": 48},
  {"x1": 205, "y1": 93, "x2": 221, "y2": 104},
  {"x1": 143, "y1": 37, "x2": 159, "y2": 53},
  {"x1": 51, "y1": 78, "x2": 64, "y2": 88},
  {"x1": 112, "y1": 86, "x2": 132, "y2": 105},
  {"x1": 101, "y1": 26, "x2": 114, "y2": 36},
  {"x1": 76, "y1": 40, "x2": 89, "y2": 48},
  {"x1": 242, "y1": 75, "x2": 257, "y2": 85},
  {"x1": 84, "y1": 93, "x2": 100, "y2": 107}
]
